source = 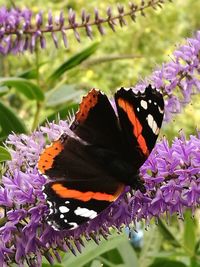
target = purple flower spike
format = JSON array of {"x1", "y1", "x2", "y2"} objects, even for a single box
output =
[
  {"x1": 1, "y1": 117, "x2": 200, "y2": 266},
  {"x1": 0, "y1": 1, "x2": 171, "y2": 54},
  {"x1": 130, "y1": 31, "x2": 200, "y2": 121}
]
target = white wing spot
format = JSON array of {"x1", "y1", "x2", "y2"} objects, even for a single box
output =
[
  {"x1": 43, "y1": 192, "x2": 47, "y2": 199},
  {"x1": 140, "y1": 100, "x2": 148, "y2": 110},
  {"x1": 147, "y1": 114, "x2": 159, "y2": 135},
  {"x1": 74, "y1": 207, "x2": 97, "y2": 219},
  {"x1": 65, "y1": 201, "x2": 70, "y2": 204},
  {"x1": 148, "y1": 99, "x2": 152, "y2": 104},
  {"x1": 64, "y1": 219, "x2": 68, "y2": 223},
  {"x1": 154, "y1": 102, "x2": 157, "y2": 106},
  {"x1": 60, "y1": 214, "x2": 64, "y2": 219},
  {"x1": 47, "y1": 201, "x2": 53, "y2": 208},
  {"x1": 158, "y1": 106, "x2": 164, "y2": 114},
  {"x1": 137, "y1": 107, "x2": 140, "y2": 112},
  {"x1": 59, "y1": 206, "x2": 70, "y2": 213},
  {"x1": 68, "y1": 222, "x2": 78, "y2": 229},
  {"x1": 152, "y1": 121, "x2": 159, "y2": 135},
  {"x1": 49, "y1": 208, "x2": 53, "y2": 215}
]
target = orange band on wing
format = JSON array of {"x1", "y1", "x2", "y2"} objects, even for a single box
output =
[
  {"x1": 118, "y1": 98, "x2": 149, "y2": 155},
  {"x1": 52, "y1": 183, "x2": 124, "y2": 202},
  {"x1": 38, "y1": 140, "x2": 64, "y2": 174}
]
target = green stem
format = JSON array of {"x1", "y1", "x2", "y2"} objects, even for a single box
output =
[
  {"x1": 98, "y1": 256, "x2": 116, "y2": 267},
  {"x1": 32, "y1": 101, "x2": 43, "y2": 131},
  {"x1": 32, "y1": 46, "x2": 43, "y2": 131},
  {"x1": 9, "y1": 0, "x2": 16, "y2": 8}
]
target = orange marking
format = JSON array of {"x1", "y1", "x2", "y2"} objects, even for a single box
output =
[
  {"x1": 52, "y1": 183, "x2": 124, "y2": 202},
  {"x1": 76, "y1": 89, "x2": 99, "y2": 123},
  {"x1": 38, "y1": 140, "x2": 64, "y2": 174},
  {"x1": 118, "y1": 98, "x2": 149, "y2": 155}
]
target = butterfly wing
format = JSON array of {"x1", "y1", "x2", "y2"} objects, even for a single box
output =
[
  {"x1": 115, "y1": 85, "x2": 164, "y2": 172},
  {"x1": 43, "y1": 180, "x2": 124, "y2": 230},
  {"x1": 38, "y1": 89, "x2": 124, "y2": 230}
]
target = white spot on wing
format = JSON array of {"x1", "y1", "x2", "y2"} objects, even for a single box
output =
[
  {"x1": 74, "y1": 207, "x2": 97, "y2": 219},
  {"x1": 137, "y1": 107, "x2": 140, "y2": 112},
  {"x1": 148, "y1": 99, "x2": 152, "y2": 104},
  {"x1": 68, "y1": 222, "x2": 78, "y2": 228},
  {"x1": 147, "y1": 114, "x2": 154, "y2": 128},
  {"x1": 43, "y1": 192, "x2": 47, "y2": 199},
  {"x1": 140, "y1": 100, "x2": 148, "y2": 110},
  {"x1": 49, "y1": 208, "x2": 53, "y2": 215},
  {"x1": 47, "y1": 201, "x2": 53, "y2": 207},
  {"x1": 147, "y1": 114, "x2": 160, "y2": 135},
  {"x1": 60, "y1": 214, "x2": 64, "y2": 219},
  {"x1": 152, "y1": 121, "x2": 159, "y2": 135},
  {"x1": 158, "y1": 106, "x2": 164, "y2": 114},
  {"x1": 59, "y1": 206, "x2": 70, "y2": 213}
]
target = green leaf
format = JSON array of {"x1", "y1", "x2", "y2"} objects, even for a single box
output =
[
  {"x1": 18, "y1": 68, "x2": 38, "y2": 79},
  {"x1": 45, "y1": 85, "x2": 83, "y2": 107},
  {"x1": 48, "y1": 42, "x2": 99, "y2": 81},
  {"x1": 190, "y1": 257, "x2": 200, "y2": 267},
  {"x1": 0, "y1": 86, "x2": 9, "y2": 97},
  {"x1": 90, "y1": 260, "x2": 104, "y2": 267},
  {"x1": 62, "y1": 233, "x2": 129, "y2": 267},
  {"x1": 0, "y1": 77, "x2": 44, "y2": 101},
  {"x1": 18, "y1": 61, "x2": 48, "y2": 79},
  {"x1": 117, "y1": 242, "x2": 138, "y2": 267},
  {"x1": 0, "y1": 146, "x2": 11, "y2": 162},
  {"x1": 149, "y1": 258, "x2": 187, "y2": 267},
  {"x1": 0, "y1": 101, "x2": 27, "y2": 138},
  {"x1": 157, "y1": 219, "x2": 181, "y2": 247},
  {"x1": 184, "y1": 210, "x2": 196, "y2": 253},
  {"x1": 139, "y1": 225, "x2": 162, "y2": 267}
]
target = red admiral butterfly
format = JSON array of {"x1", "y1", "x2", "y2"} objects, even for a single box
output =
[{"x1": 38, "y1": 85, "x2": 164, "y2": 230}]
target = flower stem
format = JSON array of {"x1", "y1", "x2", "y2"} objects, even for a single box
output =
[
  {"x1": 4, "y1": 0, "x2": 166, "y2": 36},
  {"x1": 32, "y1": 47, "x2": 43, "y2": 131},
  {"x1": 9, "y1": 0, "x2": 16, "y2": 8}
]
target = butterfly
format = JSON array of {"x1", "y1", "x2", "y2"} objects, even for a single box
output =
[{"x1": 37, "y1": 85, "x2": 164, "y2": 230}]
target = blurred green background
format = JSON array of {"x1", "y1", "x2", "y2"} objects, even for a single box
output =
[{"x1": 0, "y1": 0, "x2": 200, "y2": 266}]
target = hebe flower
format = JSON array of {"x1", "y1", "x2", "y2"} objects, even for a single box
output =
[
  {"x1": 134, "y1": 31, "x2": 200, "y2": 120},
  {"x1": 1, "y1": 116, "x2": 200, "y2": 266},
  {"x1": 0, "y1": 1, "x2": 169, "y2": 54}
]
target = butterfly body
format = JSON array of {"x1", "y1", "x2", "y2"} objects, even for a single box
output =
[{"x1": 38, "y1": 86, "x2": 164, "y2": 230}]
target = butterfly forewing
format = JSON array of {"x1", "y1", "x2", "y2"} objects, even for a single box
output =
[{"x1": 115, "y1": 85, "x2": 164, "y2": 168}]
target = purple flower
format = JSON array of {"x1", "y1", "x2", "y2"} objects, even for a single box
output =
[
  {"x1": 0, "y1": 117, "x2": 200, "y2": 266},
  {"x1": 133, "y1": 31, "x2": 200, "y2": 121},
  {"x1": 0, "y1": 2, "x2": 170, "y2": 54}
]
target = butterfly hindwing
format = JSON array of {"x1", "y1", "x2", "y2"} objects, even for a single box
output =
[{"x1": 44, "y1": 180, "x2": 124, "y2": 230}]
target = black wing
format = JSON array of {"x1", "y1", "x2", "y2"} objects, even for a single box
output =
[
  {"x1": 38, "y1": 89, "x2": 124, "y2": 230},
  {"x1": 115, "y1": 85, "x2": 164, "y2": 171}
]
